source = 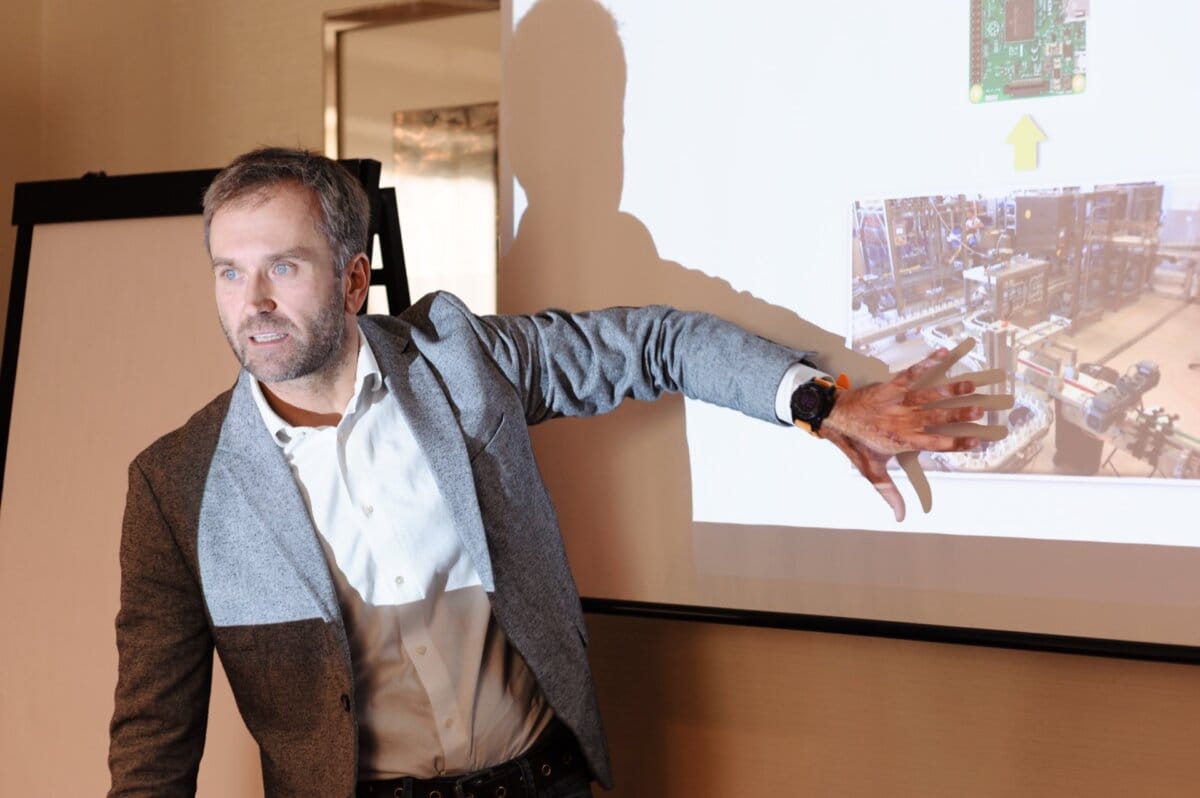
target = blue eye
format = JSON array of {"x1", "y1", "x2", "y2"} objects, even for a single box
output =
[
  {"x1": 272, "y1": 262, "x2": 293, "y2": 276},
  {"x1": 220, "y1": 269, "x2": 239, "y2": 281}
]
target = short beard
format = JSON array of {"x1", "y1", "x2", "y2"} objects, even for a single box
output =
[{"x1": 223, "y1": 283, "x2": 347, "y2": 384}]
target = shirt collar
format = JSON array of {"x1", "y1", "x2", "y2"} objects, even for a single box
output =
[{"x1": 249, "y1": 325, "x2": 385, "y2": 446}]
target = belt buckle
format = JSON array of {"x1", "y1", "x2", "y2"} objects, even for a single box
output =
[{"x1": 453, "y1": 764, "x2": 522, "y2": 798}]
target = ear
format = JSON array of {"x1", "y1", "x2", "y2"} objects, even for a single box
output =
[{"x1": 343, "y1": 252, "x2": 371, "y2": 314}]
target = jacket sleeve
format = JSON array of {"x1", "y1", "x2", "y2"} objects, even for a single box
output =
[
  {"x1": 429, "y1": 293, "x2": 806, "y2": 426},
  {"x1": 108, "y1": 459, "x2": 213, "y2": 798}
]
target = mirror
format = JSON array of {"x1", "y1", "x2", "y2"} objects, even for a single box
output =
[{"x1": 324, "y1": 1, "x2": 500, "y2": 312}]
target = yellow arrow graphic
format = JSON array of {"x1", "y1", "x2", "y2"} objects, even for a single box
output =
[{"x1": 1005, "y1": 114, "x2": 1047, "y2": 171}]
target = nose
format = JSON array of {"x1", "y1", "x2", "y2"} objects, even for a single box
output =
[{"x1": 244, "y1": 272, "x2": 276, "y2": 315}]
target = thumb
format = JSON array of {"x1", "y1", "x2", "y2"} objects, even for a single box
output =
[
  {"x1": 872, "y1": 470, "x2": 905, "y2": 523},
  {"x1": 827, "y1": 432, "x2": 907, "y2": 522},
  {"x1": 897, "y1": 451, "x2": 931, "y2": 513}
]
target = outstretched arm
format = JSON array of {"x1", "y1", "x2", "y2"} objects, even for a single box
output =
[{"x1": 423, "y1": 292, "x2": 1006, "y2": 519}]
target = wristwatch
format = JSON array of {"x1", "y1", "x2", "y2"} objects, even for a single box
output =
[{"x1": 790, "y1": 375, "x2": 840, "y2": 435}]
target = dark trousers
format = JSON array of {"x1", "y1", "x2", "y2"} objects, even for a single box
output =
[{"x1": 357, "y1": 719, "x2": 594, "y2": 798}]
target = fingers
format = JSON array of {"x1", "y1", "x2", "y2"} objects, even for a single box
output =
[
  {"x1": 921, "y1": 406, "x2": 985, "y2": 426},
  {"x1": 897, "y1": 451, "x2": 932, "y2": 514},
  {"x1": 926, "y1": 392, "x2": 1016, "y2": 410},
  {"x1": 901, "y1": 430, "x2": 982, "y2": 452},
  {"x1": 924, "y1": 422, "x2": 1008, "y2": 441},
  {"x1": 899, "y1": 348, "x2": 953, "y2": 388},
  {"x1": 932, "y1": 368, "x2": 1006, "y2": 389},
  {"x1": 907, "y1": 380, "x2": 975, "y2": 406},
  {"x1": 910, "y1": 338, "x2": 977, "y2": 390}
]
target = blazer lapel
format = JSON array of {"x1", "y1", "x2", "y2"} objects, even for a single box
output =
[
  {"x1": 197, "y1": 372, "x2": 348, "y2": 659},
  {"x1": 362, "y1": 320, "x2": 496, "y2": 592}
]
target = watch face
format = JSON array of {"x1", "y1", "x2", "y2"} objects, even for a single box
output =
[{"x1": 794, "y1": 384, "x2": 823, "y2": 419}]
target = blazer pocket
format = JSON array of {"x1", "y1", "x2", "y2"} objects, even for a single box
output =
[{"x1": 467, "y1": 413, "x2": 507, "y2": 462}]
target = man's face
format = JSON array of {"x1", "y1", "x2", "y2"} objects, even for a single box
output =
[{"x1": 209, "y1": 183, "x2": 348, "y2": 385}]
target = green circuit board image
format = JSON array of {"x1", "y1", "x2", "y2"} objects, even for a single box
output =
[{"x1": 970, "y1": 0, "x2": 1088, "y2": 103}]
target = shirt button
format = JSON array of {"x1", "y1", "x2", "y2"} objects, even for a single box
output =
[
  {"x1": 444, "y1": 718, "x2": 454, "y2": 729},
  {"x1": 415, "y1": 645, "x2": 427, "y2": 656},
  {"x1": 340, "y1": 694, "x2": 351, "y2": 712},
  {"x1": 394, "y1": 575, "x2": 404, "y2": 587},
  {"x1": 362, "y1": 504, "x2": 374, "y2": 517}
]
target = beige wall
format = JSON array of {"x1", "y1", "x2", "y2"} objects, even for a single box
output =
[
  {"x1": 589, "y1": 614, "x2": 1200, "y2": 797},
  {"x1": 38, "y1": 0, "x2": 346, "y2": 177},
  {"x1": 0, "y1": 0, "x2": 43, "y2": 352},
  {"x1": 2, "y1": 1, "x2": 1199, "y2": 796}
]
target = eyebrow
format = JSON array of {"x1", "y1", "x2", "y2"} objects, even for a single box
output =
[
  {"x1": 211, "y1": 247, "x2": 319, "y2": 268},
  {"x1": 264, "y1": 248, "x2": 319, "y2": 263}
]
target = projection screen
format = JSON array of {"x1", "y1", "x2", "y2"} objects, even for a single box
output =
[{"x1": 502, "y1": 0, "x2": 1200, "y2": 655}]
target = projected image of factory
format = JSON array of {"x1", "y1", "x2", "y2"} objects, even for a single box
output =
[{"x1": 851, "y1": 183, "x2": 1200, "y2": 479}]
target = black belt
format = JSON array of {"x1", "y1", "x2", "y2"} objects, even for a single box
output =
[{"x1": 356, "y1": 719, "x2": 587, "y2": 798}]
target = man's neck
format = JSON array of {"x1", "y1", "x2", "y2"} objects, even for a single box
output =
[{"x1": 259, "y1": 325, "x2": 360, "y2": 428}]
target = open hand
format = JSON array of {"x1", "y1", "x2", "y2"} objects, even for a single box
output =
[{"x1": 818, "y1": 345, "x2": 1008, "y2": 522}]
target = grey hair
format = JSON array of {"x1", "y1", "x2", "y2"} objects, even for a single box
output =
[{"x1": 202, "y1": 147, "x2": 370, "y2": 276}]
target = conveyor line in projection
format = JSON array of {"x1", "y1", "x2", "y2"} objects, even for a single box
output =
[{"x1": 854, "y1": 302, "x2": 965, "y2": 347}]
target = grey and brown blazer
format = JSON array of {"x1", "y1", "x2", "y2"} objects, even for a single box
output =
[{"x1": 108, "y1": 291, "x2": 803, "y2": 797}]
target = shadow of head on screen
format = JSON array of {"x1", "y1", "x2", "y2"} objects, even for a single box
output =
[{"x1": 501, "y1": 0, "x2": 922, "y2": 537}]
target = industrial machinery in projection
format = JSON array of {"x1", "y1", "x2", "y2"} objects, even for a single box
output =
[{"x1": 851, "y1": 182, "x2": 1200, "y2": 479}]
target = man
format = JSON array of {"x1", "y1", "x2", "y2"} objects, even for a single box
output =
[{"x1": 108, "y1": 148, "x2": 992, "y2": 797}]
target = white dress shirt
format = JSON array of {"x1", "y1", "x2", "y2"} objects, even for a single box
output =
[{"x1": 249, "y1": 330, "x2": 551, "y2": 778}]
